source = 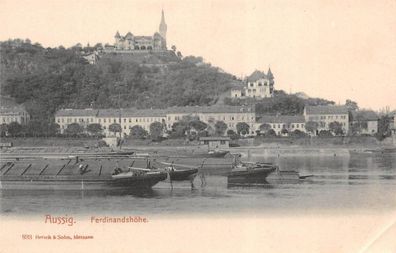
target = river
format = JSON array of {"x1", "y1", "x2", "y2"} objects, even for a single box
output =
[{"x1": 1, "y1": 151, "x2": 395, "y2": 216}]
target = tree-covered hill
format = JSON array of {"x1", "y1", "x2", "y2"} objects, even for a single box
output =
[{"x1": 0, "y1": 39, "x2": 237, "y2": 120}]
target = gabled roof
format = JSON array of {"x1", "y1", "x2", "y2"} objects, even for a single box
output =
[
  {"x1": 305, "y1": 105, "x2": 348, "y2": 115},
  {"x1": 247, "y1": 70, "x2": 268, "y2": 82},
  {"x1": 258, "y1": 115, "x2": 305, "y2": 124}
]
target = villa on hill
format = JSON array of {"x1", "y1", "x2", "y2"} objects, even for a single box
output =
[{"x1": 231, "y1": 69, "x2": 275, "y2": 99}]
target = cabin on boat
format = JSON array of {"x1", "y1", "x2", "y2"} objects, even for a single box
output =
[{"x1": 199, "y1": 137, "x2": 230, "y2": 151}]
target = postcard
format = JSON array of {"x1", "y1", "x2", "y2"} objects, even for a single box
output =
[{"x1": 0, "y1": 0, "x2": 395, "y2": 252}]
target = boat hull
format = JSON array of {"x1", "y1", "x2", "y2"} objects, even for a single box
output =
[
  {"x1": 0, "y1": 173, "x2": 167, "y2": 191},
  {"x1": 169, "y1": 168, "x2": 198, "y2": 181},
  {"x1": 227, "y1": 167, "x2": 276, "y2": 186}
]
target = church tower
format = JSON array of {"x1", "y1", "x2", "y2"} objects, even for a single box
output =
[{"x1": 159, "y1": 9, "x2": 167, "y2": 40}]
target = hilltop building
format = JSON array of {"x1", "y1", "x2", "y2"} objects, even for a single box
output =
[
  {"x1": 104, "y1": 10, "x2": 167, "y2": 53},
  {"x1": 231, "y1": 69, "x2": 275, "y2": 99}
]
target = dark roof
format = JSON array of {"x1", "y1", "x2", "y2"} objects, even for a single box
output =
[
  {"x1": 258, "y1": 115, "x2": 305, "y2": 124},
  {"x1": 167, "y1": 106, "x2": 255, "y2": 114},
  {"x1": 247, "y1": 70, "x2": 268, "y2": 82},
  {"x1": 97, "y1": 108, "x2": 167, "y2": 118},
  {"x1": 305, "y1": 105, "x2": 348, "y2": 115},
  {"x1": 351, "y1": 110, "x2": 379, "y2": 121},
  {"x1": 0, "y1": 106, "x2": 27, "y2": 115},
  {"x1": 55, "y1": 109, "x2": 98, "y2": 117},
  {"x1": 199, "y1": 137, "x2": 231, "y2": 141}
]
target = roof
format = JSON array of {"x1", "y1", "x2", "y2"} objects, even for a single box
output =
[
  {"x1": 55, "y1": 109, "x2": 98, "y2": 117},
  {"x1": 97, "y1": 108, "x2": 167, "y2": 118},
  {"x1": 257, "y1": 115, "x2": 305, "y2": 124},
  {"x1": 56, "y1": 106, "x2": 255, "y2": 118},
  {"x1": 0, "y1": 107, "x2": 27, "y2": 115},
  {"x1": 305, "y1": 105, "x2": 348, "y2": 115},
  {"x1": 231, "y1": 86, "x2": 244, "y2": 91},
  {"x1": 199, "y1": 137, "x2": 231, "y2": 141},
  {"x1": 167, "y1": 106, "x2": 255, "y2": 114},
  {"x1": 247, "y1": 70, "x2": 268, "y2": 82},
  {"x1": 350, "y1": 110, "x2": 379, "y2": 121}
]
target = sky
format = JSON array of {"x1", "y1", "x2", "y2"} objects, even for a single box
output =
[{"x1": 1, "y1": 0, "x2": 395, "y2": 110}]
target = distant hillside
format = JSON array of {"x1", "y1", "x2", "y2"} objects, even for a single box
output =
[{"x1": 0, "y1": 39, "x2": 237, "y2": 120}]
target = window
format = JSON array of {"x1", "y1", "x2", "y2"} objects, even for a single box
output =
[
  {"x1": 99, "y1": 119, "x2": 101, "y2": 123},
  {"x1": 104, "y1": 119, "x2": 106, "y2": 123},
  {"x1": 258, "y1": 83, "x2": 262, "y2": 86},
  {"x1": 220, "y1": 140, "x2": 226, "y2": 144},
  {"x1": 113, "y1": 119, "x2": 116, "y2": 123},
  {"x1": 291, "y1": 124, "x2": 294, "y2": 128},
  {"x1": 250, "y1": 83, "x2": 253, "y2": 87},
  {"x1": 57, "y1": 119, "x2": 60, "y2": 123},
  {"x1": 129, "y1": 119, "x2": 131, "y2": 123},
  {"x1": 204, "y1": 140, "x2": 209, "y2": 144},
  {"x1": 124, "y1": 119, "x2": 126, "y2": 123}
]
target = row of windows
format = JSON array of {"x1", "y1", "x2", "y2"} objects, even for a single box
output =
[
  {"x1": 249, "y1": 82, "x2": 268, "y2": 87},
  {"x1": 57, "y1": 117, "x2": 165, "y2": 124},
  {"x1": 269, "y1": 123, "x2": 305, "y2": 129},
  {"x1": 309, "y1": 115, "x2": 347, "y2": 121}
]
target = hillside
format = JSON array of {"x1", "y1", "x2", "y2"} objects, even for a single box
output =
[{"x1": 0, "y1": 39, "x2": 237, "y2": 120}]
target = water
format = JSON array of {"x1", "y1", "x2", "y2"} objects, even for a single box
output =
[{"x1": 1, "y1": 152, "x2": 395, "y2": 216}]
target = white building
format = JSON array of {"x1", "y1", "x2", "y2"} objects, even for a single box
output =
[
  {"x1": 231, "y1": 69, "x2": 274, "y2": 99},
  {"x1": 303, "y1": 105, "x2": 349, "y2": 134},
  {"x1": 255, "y1": 115, "x2": 306, "y2": 136}
]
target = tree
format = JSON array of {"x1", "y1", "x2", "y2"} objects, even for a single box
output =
[
  {"x1": 305, "y1": 121, "x2": 319, "y2": 135},
  {"x1": 86, "y1": 123, "x2": 102, "y2": 137},
  {"x1": 318, "y1": 130, "x2": 333, "y2": 137},
  {"x1": 25, "y1": 120, "x2": 44, "y2": 137},
  {"x1": 345, "y1": 99, "x2": 359, "y2": 111},
  {"x1": 177, "y1": 51, "x2": 183, "y2": 58},
  {"x1": 171, "y1": 45, "x2": 176, "y2": 52},
  {"x1": 236, "y1": 122, "x2": 250, "y2": 136},
  {"x1": 130, "y1": 125, "x2": 148, "y2": 139},
  {"x1": 64, "y1": 123, "x2": 84, "y2": 137},
  {"x1": 329, "y1": 121, "x2": 344, "y2": 136},
  {"x1": 281, "y1": 128, "x2": 289, "y2": 135},
  {"x1": 7, "y1": 122, "x2": 23, "y2": 137},
  {"x1": 109, "y1": 123, "x2": 121, "y2": 136},
  {"x1": 0, "y1": 123, "x2": 8, "y2": 137},
  {"x1": 266, "y1": 129, "x2": 277, "y2": 137},
  {"x1": 376, "y1": 115, "x2": 392, "y2": 140},
  {"x1": 214, "y1": 121, "x2": 228, "y2": 136},
  {"x1": 149, "y1": 121, "x2": 163, "y2": 141},
  {"x1": 189, "y1": 120, "x2": 207, "y2": 132},
  {"x1": 259, "y1": 123, "x2": 271, "y2": 134},
  {"x1": 170, "y1": 121, "x2": 190, "y2": 138},
  {"x1": 47, "y1": 122, "x2": 60, "y2": 136},
  {"x1": 290, "y1": 129, "x2": 307, "y2": 138},
  {"x1": 227, "y1": 129, "x2": 239, "y2": 140}
]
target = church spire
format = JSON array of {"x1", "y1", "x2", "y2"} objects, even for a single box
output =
[
  {"x1": 267, "y1": 67, "x2": 274, "y2": 80},
  {"x1": 159, "y1": 9, "x2": 167, "y2": 40}
]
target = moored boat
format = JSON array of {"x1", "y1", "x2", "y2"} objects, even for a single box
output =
[
  {"x1": 227, "y1": 162, "x2": 277, "y2": 186},
  {"x1": 0, "y1": 164, "x2": 167, "y2": 191}
]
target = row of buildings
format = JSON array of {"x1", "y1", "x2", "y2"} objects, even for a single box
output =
[
  {"x1": 0, "y1": 102, "x2": 393, "y2": 138},
  {"x1": 54, "y1": 105, "x2": 381, "y2": 137}
]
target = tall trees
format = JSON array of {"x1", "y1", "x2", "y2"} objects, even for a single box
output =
[
  {"x1": 214, "y1": 121, "x2": 227, "y2": 136},
  {"x1": 129, "y1": 125, "x2": 148, "y2": 139},
  {"x1": 149, "y1": 121, "x2": 163, "y2": 141},
  {"x1": 329, "y1": 121, "x2": 344, "y2": 136},
  {"x1": 236, "y1": 122, "x2": 250, "y2": 136},
  {"x1": 86, "y1": 123, "x2": 102, "y2": 137},
  {"x1": 305, "y1": 121, "x2": 319, "y2": 135},
  {"x1": 109, "y1": 123, "x2": 121, "y2": 136},
  {"x1": 64, "y1": 123, "x2": 84, "y2": 137}
]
